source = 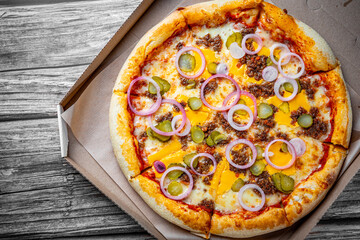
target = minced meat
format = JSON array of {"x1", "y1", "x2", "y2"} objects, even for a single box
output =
[
  {"x1": 238, "y1": 55, "x2": 268, "y2": 81},
  {"x1": 196, "y1": 33, "x2": 223, "y2": 52},
  {"x1": 155, "y1": 112, "x2": 173, "y2": 123},
  {"x1": 199, "y1": 199, "x2": 215, "y2": 210},
  {"x1": 247, "y1": 82, "x2": 275, "y2": 98}
]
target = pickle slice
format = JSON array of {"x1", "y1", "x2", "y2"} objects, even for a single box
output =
[
  {"x1": 148, "y1": 120, "x2": 172, "y2": 142},
  {"x1": 250, "y1": 161, "x2": 266, "y2": 176},
  {"x1": 179, "y1": 53, "x2": 196, "y2": 72},
  {"x1": 206, "y1": 136, "x2": 215, "y2": 147},
  {"x1": 280, "y1": 143, "x2": 288, "y2": 153},
  {"x1": 266, "y1": 57, "x2": 273, "y2": 66},
  {"x1": 271, "y1": 173, "x2": 282, "y2": 191},
  {"x1": 255, "y1": 145, "x2": 264, "y2": 160},
  {"x1": 226, "y1": 32, "x2": 242, "y2": 49},
  {"x1": 183, "y1": 153, "x2": 198, "y2": 168},
  {"x1": 213, "y1": 133, "x2": 227, "y2": 144},
  {"x1": 207, "y1": 62, "x2": 218, "y2": 74},
  {"x1": 191, "y1": 126, "x2": 205, "y2": 143},
  {"x1": 186, "y1": 79, "x2": 196, "y2": 89},
  {"x1": 283, "y1": 80, "x2": 301, "y2": 93},
  {"x1": 231, "y1": 178, "x2": 245, "y2": 192},
  {"x1": 188, "y1": 97, "x2": 203, "y2": 110},
  {"x1": 280, "y1": 174, "x2": 294, "y2": 193},
  {"x1": 167, "y1": 163, "x2": 185, "y2": 180},
  {"x1": 258, "y1": 103, "x2": 273, "y2": 119},
  {"x1": 235, "y1": 99, "x2": 247, "y2": 115},
  {"x1": 297, "y1": 114, "x2": 313, "y2": 128},
  {"x1": 149, "y1": 77, "x2": 164, "y2": 95},
  {"x1": 167, "y1": 181, "x2": 183, "y2": 196},
  {"x1": 279, "y1": 102, "x2": 290, "y2": 113}
]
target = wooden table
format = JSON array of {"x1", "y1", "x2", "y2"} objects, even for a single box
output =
[{"x1": 0, "y1": 0, "x2": 359, "y2": 239}]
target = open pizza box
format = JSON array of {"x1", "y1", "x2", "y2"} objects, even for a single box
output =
[{"x1": 57, "y1": 0, "x2": 360, "y2": 239}]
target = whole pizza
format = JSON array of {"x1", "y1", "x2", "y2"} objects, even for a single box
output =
[{"x1": 109, "y1": 0, "x2": 352, "y2": 238}]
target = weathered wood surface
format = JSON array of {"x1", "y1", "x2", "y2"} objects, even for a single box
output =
[{"x1": 0, "y1": 0, "x2": 359, "y2": 239}]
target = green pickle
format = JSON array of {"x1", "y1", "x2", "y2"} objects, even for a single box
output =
[
  {"x1": 271, "y1": 173, "x2": 294, "y2": 193},
  {"x1": 183, "y1": 153, "x2": 198, "y2": 168},
  {"x1": 206, "y1": 136, "x2": 215, "y2": 147},
  {"x1": 235, "y1": 99, "x2": 247, "y2": 115},
  {"x1": 255, "y1": 145, "x2": 264, "y2": 160},
  {"x1": 297, "y1": 114, "x2": 313, "y2": 128},
  {"x1": 148, "y1": 120, "x2": 173, "y2": 142},
  {"x1": 280, "y1": 143, "x2": 288, "y2": 153},
  {"x1": 213, "y1": 133, "x2": 227, "y2": 144},
  {"x1": 167, "y1": 163, "x2": 185, "y2": 180},
  {"x1": 149, "y1": 76, "x2": 171, "y2": 95},
  {"x1": 188, "y1": 97, "x2": 203, "y2": 111},
  {"x1": 250, "y1": 161, "x2": 266, "y2": 176},
  {"x1": 186, "y1": 79, "x2": 196, "y2": 89},
  {"x1": 179, "y1": 53, "x2": 196, "y2": 72},
  {"x1": 283, "y1": 80, "x2": 301, "y2": 93},
  {"x1": 266, "y1": 57, "x2": 273, "y2": 66},
  {"x1": 279, "y1": 102, "x2": 290, "y2": 113},
  {"x1": 258, "y1": 103, "x2": 273, "y2": 119},
  {"x1": 226, "y1": 32, "x2": 242, "y2": 49},
  {"x1": 207, "y1": 62, "x2": 218, "y2": 74},
  {"x1": 191, "y1": 126, "x2": 205, "y2": 143},
  {"x1": 167, "y1": 181, "x2": 183, "y2": 196},
  {"x1": 231, "y1": 178, "x2": 245, "y2": 192},
  {"x1": 271, "y1": 173, "x2": 282, "y2": 191}
]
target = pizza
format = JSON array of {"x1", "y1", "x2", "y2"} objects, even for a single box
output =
[{"x1": 109, "y1": 0, "x2": 352, "y2": 238}]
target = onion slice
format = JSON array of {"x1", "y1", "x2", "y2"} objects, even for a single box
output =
[
  {"x1": 238, "y1": 184, "x2": 266, "y2": 212},
  {"x1": 200, "y1": 74, "x2": 241, "y2": 111},
  {"x1": 229, "y1": 42, "x2": 245, "y2": 59},
  {"x1": 264, "y1": 139, "x2": 297, "y2": 170},
  {"x1": 289, "y1": 138, "x2": 306, "y2": 157},
  {"x1": 274, "y1": 77, "x2": 298, "y2": 102},
  {"x1": 222, "y1": 90, "x2": 257, "y2": 121},
  {"x1": 278, "y1": 52, "x2": 305, "y2": 79},
  {"x1": 160, "y1": 166, "x2": 193, "y2": 200},
  {"x1": 175, "y1": 46, "x2": 206, "y2": 79},
  {"x1": 216, "y1": 63, "x2": 229, "y2": 75},
  {"x1": 227, "y1": 104, "x2": 254, "y2": 131},
  {"x1": 270, "y1": 43, "x2": 290, "y2": 65},
  {"x1": 262, "y1": 66, "x2": 278, "y2": 82},
  {"x1": 127, "y1": 76, "x2": 162, "y2": 116},
  {"x1": 190, "y1": 153, "x2": 217, "y2": 177},
  {"x1": 154, "y1": 161, "x2": 166, "y2": 173},
  {"x1": 241, "y1": 34, "x2": 263, "y2": 55},
  {"x1": 226, "y1": 139, "x2": 257, "y2": 169},
  {"x1": 171, "y1": 115, "x2": 191, "y2": 137},
  {"x1": 147, "y1": 99, "x2": 186, "y2": 136}
]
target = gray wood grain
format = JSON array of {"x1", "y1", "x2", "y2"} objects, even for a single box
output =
[{"x1": 0, "y1": 0, "x2": 359, "y2": 239}]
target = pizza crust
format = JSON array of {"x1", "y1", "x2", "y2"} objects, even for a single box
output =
[
  {"x1": 130, "y1": 175, "x2": 212, "y2": 236},
  {"x1": 210, "y1": 207, "x2": 289, "y2": 237},
  {"x1": 259, "y1": 2, "x2": 337, "y2": 73}
]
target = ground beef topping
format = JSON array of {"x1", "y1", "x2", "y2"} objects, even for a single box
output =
[
  {"x1": 203, "y1": 80, "x2": 218, "y2": 95},
  {"x1": 155, "y1": 112, "x2": 173, "y2": 123},
  {"x1": 231, "y1": 146, "x2": 251, "y2": 166},
  {"x1": 254, "y1": 130, "x2": 274, "y2": 143},
  {"x1": 247, "y1": 82, "x2": 275, "y2": 98},
  {"x1": 196, "y1": 33, "x2": 223, "y2": 52},
  {"x1": 241, "y1": 27, "x2": 256, "y2": 36},
  {"x1": 199, "y1": 199, "x2": 215, "y2": 211},
  {"x1": 309, "y1": 107, "x2": 319, "y2": 118},
  {"x1": 175, "y1": 41, "x2": 184, "y2": 51},
  {"x1": 195, "y1": 157, "x2": 212, "y2": 175},
  {"x1": 290, "y1": 107, "x2": 307, "y2": 125},
  {"x1": 300, "y1": 79, "x2": 316, "y2": 100},
  {"x1": 301, "y1": 119, "x2": 328, "y2": 139},
  {"x1": 203, "y1": 174, "x2": 213, "y2": 185},
  {"x1": 213, "y1": 152, "x2": 223, "y2": 163},
  {"x1": 238, "y1": 54, "x2": 268, "y2": 81},
  {"x1": 249, "y1": 171, "x2": 277, "y2": 195},
  {"x1": 255, "y1": 114, "x2": 276, "y2": 129},
  {"x1": 276, "y1": 132, "x2": 289, "y2": 141},
  {"x1": 200, "y1": 122, "x2": 217, "y2": 138}
]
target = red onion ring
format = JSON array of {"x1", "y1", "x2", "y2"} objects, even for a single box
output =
[
  {"x1": 229, "y1": 42, "x2": 245, "y2": 59},
  {"x1": 154, "y1": 161, "x2": 166, "y2": 173},
  {"x1": 262, "y1": 66, "x2": 278, "y2": 82},
  {"x1": 127, "y1": 76, "x2": 162, "y2": 116},
  {"x1": 270, "y1": 43, "x2": 290, "y2": 65},
  {"x1": 147, "y1": 99, "x2": 186, "y2": 136},
  {"x1": 216, "y1": 63, "x2": 229, "y2": 75},
  {"x1": 278, "y1": 52, "x2": 305, "y2": 79},
  {"x1": 264, "y1": 139, "x2": 297, "y2": 170},
  {"x1": 222, "y1": 90, "x2": 257, "y2": 121},
  {"x1": 238, "y1": 184, "x2": 266, "y2": 212},
  {"x1": 289, "y1": 138, "x2": 306, "y2": 157},
  {"x1": 241, "y1": 34, "x2": 263, "y2": 55},
  {"x1": 171, "y1": 115, "x2": 191, "y2": 137},
  {"x1": 200, "y1": 74, "x2": 241, "y2": 111},
  {"x1": 160, "y1": 166, "x2": 193, "y2": 200},
  {"x1": 226, "y1": 139, "x2": 257, "y2": 169},
  {"x1": 190, "y1": 153, "x2": 217, "y2": 177},
  {"x1": 175, "y1": 46, "x2": 206, "y2": 79},
  {"x1": 227, "y1": 104, "x2": 254, "y2": 131},
  {"x1": 274, "y1": 77, "x2": 298, "y2": 102}
]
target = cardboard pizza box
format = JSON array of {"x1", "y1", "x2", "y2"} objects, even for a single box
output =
[{"x1": 57, "y1": 0, "x2": 360, "y2": 239}]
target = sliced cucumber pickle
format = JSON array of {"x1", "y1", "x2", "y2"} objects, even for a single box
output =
[
  {"x1": 226, "y1": 32, "x2": 242, "y2": 49},
  {"x1": 167, "y1": 163, "x2": 185, "y2": 180},
  {"x1": 258, "y1": 103, "x2": 273, "y2": 119},
  {"x1": 250, "y1": 161, "x2": 266, "y2": 176},
  {"x1": 179, "y1": 53, "x2": 196, "y2": 72},
  {"x1": 148, "y1": 120, "x2": 172, "y2": 142},
  {"x1": 183, "y1": 153, "x2": 198, "y2": 168},
  {"x1": 271, "y1": 173, "x2": 282, "y2": 191},
  {"x1": 167, "y1": 181, "x2": 183, "y2": 196},
  {"x1": 280, "y1": 142, "x2": 288, "y2": 153},
  {"x1": 297, "y1": 114, "x2": 313, "y2": 128},
  {"x1": 283, "y1": 82, "x2": 294, "y2": 93},
  {"x1": 186, "y1": 79, "x2": 196, "y2": 89},
  {"x1": 266, "y1": 57, "x2": 273, "y2": 66},
  {"x1": 191, "y1": 126, "x2": 205, "y2": 143},
  {"x1": 206, "y1": 136, "x2": 215, "y2": 147},
  {"x1": 231, "y1": 178, "x2": 245, "y2": 192},
  {"x1": 207, "y1": 62, "x2": 218, "y2": 74},
  {"x1": 255, "y1": 145, "x2": 264, "y2": 160},
  {"x1": 188, "y1": 97, "x2": 203, "y2": 111},
  {"x1": 158, "y1": 78, "x2": 171, "y2": 93},
  {"x1": 235, "y1": 32, "x2": 242, "y2": 46},
  {"x1": 213, "y1": 133, "x2": 227, "y2": 144},
  {"x1": 149, "y1": 77, "x2": 164, "y2": 95},
  {"x1": 280, "y1": 174, "x2": 294, "y2": 193},
  {"x1": 279, "y1": 102, "x2": 290, "y2": 113},
  {"x1": 235, "y1": 99, "x2": 247, "y2": 115}
]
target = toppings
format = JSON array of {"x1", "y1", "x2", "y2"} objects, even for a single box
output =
[
  {"x1": 271, "y1": 173, "x2": 294, "y2": 194},
  {"x1": 226, "y1": 32, "x2": 242, "y2": 49},
  {"x1": 147, "y1": 122, "x2": 171, "y2": 142},
  {"x1": 247, "y1": 82, "x2": 274, "y2": 98},
  {"x1": 250, "y1": 161, "x2": 266, "y2": 176},
  {"x1": 167, "y1": 181, "x2": 183, "y2": 196},
  {"x1": 216, "y1": 63, "x2": 229, "y2": 75},
  {"x1": 188, "y1": 97, "x2": 203, "y2": 110},
  {"x1": 241, "y1": 33, "x2": 263, "y2": 55},
  {"x1": 199, "y1": 199, "x2": 215, "y2": 211},
  {"x1": 190, "y1": 153, "x2": 217, "y2": 176},
  {"x1": 252, "y1": 171, "x2": 277, "y2": 195},
  {"x1": 127, "y1": 77, "x2": 162, "y2": 116},
  {"x1": 154, "y1": 160, "x2": 166, "y2": 173},
  {"x1": 207, "y1": 62, "x2": 218, "y2": 74},
  {"x1": 160, "y1": 166, "x2": 193, "y2": 200},
  {"x1": 229, "y1": 42, "x2": 245, "y2": 59},
  {"x1": 149, "y1": 76, "x2": 171, "y2": 95},
  {"x1": 278, "y1": 52, "x2": 305, "y2": 79},
  {"x1": 196, "y1": 33, "x2": 223, "y2": 52},
  {"x1": 279, "y1": 102, "x2": 290, "y2": 113},
  {"x1": 226, "y1": 139, "x2": 257, "y2": 169},
  {"x1": 176, "y1": 46, "x2": 206, "y2": 79},
  {"x1": 297, "y1": 114, "x2": 313, "y2": 128},
  {"x1": 258, "y1": 103, "x2": 273, "y2": 119},
  {"x1": 265, "y1": 139, "x2": 297, "y2": 170},
  {"x1": 171, "y1": 115, "x2": 191, "y2": 137},
  {"x1": 262, "y1": 66, "x2": 278, "y2": 82},
  {"x1": 231, "y1": 178, "x2": 245, "y2": 192},
  {"x1": 289, "y1": 138, "x2": 306, "y2": 157},
  {"x1": 191, "y1": 126, "x2": 205, "y2": 143},
  {"x1": 238, "y1": 184, "x2": 265, "y2": 212},
  {"x1": 206, "y1": 130, "x2": 227, "y2": 147},
  {"x1": 269, "y1": 43, "x2": 290, "y2": 65},
  {"x1": 227, "y1": 104, "x2": 254, "y2": 131},
  {"x1": 239, "y1": 55, "x2": 268, "y2": 81},
  {"x1": 183, "y1": 153, "x2": 198, "y2": 168},
  {"x1": 200, "y1": 74, "x2": 241, "y2": 111},
  {"x1": 274, "y1": 77, "x2": 299, "y2": 101},
  {"x1": 255, "y1": 145, "x2": 264, "y2": 160}
]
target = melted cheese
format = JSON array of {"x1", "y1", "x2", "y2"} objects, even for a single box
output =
[
  {"x1": 186, "y1": 109, "x2": 209, "y2": 126},
  {"x1": 147, "y1": 140, "x2": 182, "y2": 164},
  {"x1": 229, "y1": 64, "x2": 263, "y2": 84},
  {"x1": 242, "y1": 189, "x2": 262, "y2": 207}
]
